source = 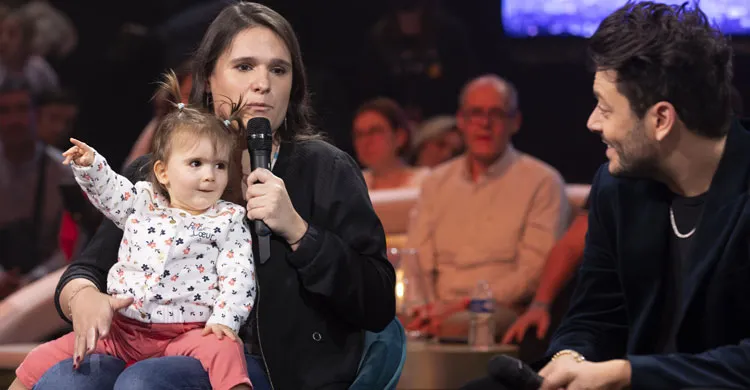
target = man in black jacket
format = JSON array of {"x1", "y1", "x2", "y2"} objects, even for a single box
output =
[
  {"x1": 468, "y1": 3, "x2": 750, "y2": 389},
  {"x1": 465, "y1": 2, "x2": 748, "y2": 389},
  {"x1": 537, "y1": 2, "x2": 750, "y2": 389}
]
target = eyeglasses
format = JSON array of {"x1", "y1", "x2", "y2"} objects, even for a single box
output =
[{"x1": 461, "y1": 107, "x2": 516, "y2": 124}]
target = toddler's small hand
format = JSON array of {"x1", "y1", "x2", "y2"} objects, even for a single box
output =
[
  {"x1": 62, "y1": 138, "x2": 95, "y2": 166},
  {"x1": 202, "y1": 323, "x2": 238, "y2": 342}
]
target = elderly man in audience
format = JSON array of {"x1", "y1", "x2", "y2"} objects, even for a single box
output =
[{"x1": 406, "y1": 74, "x2": 570, "y2": 338}]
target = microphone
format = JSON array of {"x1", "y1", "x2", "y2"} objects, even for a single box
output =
[
  {"x1": 246, "y1": 117, "x2": 273, "y2": 263},
  {"x1": 487, "y1": 355, "x2": 543, "y2": 390},
  {"x1": 246, "y1": 117, "x2": 273, "y2": 239}
]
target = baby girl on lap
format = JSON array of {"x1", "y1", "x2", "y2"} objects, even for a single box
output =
[{"x1": 12, "y1": 72, "x2": 256, "y2": 390}]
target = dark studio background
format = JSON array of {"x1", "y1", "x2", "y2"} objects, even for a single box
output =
[{"x1": 43, "y1": 0, "x2": 750, "y2": 185}]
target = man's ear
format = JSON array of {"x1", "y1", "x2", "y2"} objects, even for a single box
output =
[{"x1": 650, "y1": 101, "x2": 677, "y2": 142}]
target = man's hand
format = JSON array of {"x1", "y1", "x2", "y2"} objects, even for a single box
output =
[
  {"x1": 539, "y1": 357, "x2": 631, "y2": 390},
  {"x1": 404, "y1": 299, "x2": 468, "y2": 336},
  {"x1": 502, "y1": 305, "x2": 551, "y2": 344}
]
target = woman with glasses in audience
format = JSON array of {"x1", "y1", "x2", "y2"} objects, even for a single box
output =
[{"x1": 353, "y1": 97, "x2": 430, "y2": 191}]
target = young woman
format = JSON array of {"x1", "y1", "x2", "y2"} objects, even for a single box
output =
[{"x1": 35, "y1": 3, "x2": 395, "y2": 389}]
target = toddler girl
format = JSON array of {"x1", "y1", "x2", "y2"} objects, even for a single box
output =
[{"x1": 12, "y1": 71, "x2": 256, "y2": 390}]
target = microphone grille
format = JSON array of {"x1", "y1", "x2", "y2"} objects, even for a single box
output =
[{"x1": 246, "y1": 117, "x2": 273, "y2": 150}]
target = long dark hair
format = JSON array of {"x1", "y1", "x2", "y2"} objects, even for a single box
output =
[{"x1": 189, "y1": 2, "x2": 318, "y2": 143}]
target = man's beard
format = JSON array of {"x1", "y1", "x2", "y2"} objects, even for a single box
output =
[{"x1": 608, "y1": 121, "x2": 660, "y2": 179}]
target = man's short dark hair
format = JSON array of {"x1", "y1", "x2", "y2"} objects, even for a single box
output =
[{"x1": 589, "y1": 1, "x2": 733, "y2": 138}]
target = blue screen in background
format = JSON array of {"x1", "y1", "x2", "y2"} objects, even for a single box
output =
[{"x1": 502, "y1": 0, "x2": 750, "y2": 37}]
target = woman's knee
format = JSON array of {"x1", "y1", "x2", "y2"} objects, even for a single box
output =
[
  {"x1": 33, "y1": 354, "x2": 125, "y2": 390},
  {"x1": 113, "y1": 356, "x2": 210, "y2": 390}
]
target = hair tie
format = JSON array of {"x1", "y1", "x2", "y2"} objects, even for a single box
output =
[
  {"x1": 177, "y1": 103, "x2": 185, "y2": 110},
  {"x1": 224, "y1": 119, "x2": 231, "y2": 127}
]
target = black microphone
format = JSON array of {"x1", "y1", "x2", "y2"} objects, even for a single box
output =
[
  {"x1": 488, "y1": 355, "x2": 543, "y2": 390},
  {"x1": 246, "y1": 117, "x2": 273, "y2": 238}
]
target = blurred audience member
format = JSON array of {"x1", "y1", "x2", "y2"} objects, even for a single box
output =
[
  {"x1": 0, "y1": 9, "x2": 58, "y2": 94},
  {"x1": 502, "y1": 200, "x2": 588, "y2": 362},
  {"x1": 411, "y1": 115, "x2": 464, "y2": 167},
  {"x1": 0, "y1": 86, "x2": 72, "y2": 297},
  {"x1": 36, "y1": 88, "x2": 78, "y2": 150},
  {"x1": 35, "y1": 88, "x2": 98, "y2": 255},
  {"x1": 36, "y1": 88, "x2": 101, "y2": 250},
  {"x1": 353, "y1": 97, "x2": 430, "y2": 190},
  {"x1": 359, "y1": 0, "x2": 479, "y2": 123},
  {"x1": 19, "y1": 1, "x2": 78, "y2": 61},
  {"x1": 406, "y1": 75, "x2": 570, "y2": 338}
]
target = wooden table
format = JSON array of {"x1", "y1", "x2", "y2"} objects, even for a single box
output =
[{"x1": 398, "y1": 341, "x2": 519, "y2": 389}]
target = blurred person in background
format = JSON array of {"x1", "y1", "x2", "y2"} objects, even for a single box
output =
[
  {"x1": 0, "y1": 85, "x2": 73, "y2": 297},
  {"x1": 0, "y1": 9, "x2": 58, "y2": 94},
  {"x1": 353, "y1": 97, "x2": 430, "y2": 190},
  {"x1": 35, "y1": 88, "x2": 78, "y2": 150},
  {"x1": 411, "y1": 114, "x2": 464, "y2": 168},
  {"x1": 501, "y1": 199, "x2": 588, "y2": 362},
  {"x1": 35, "y1": 87, "x2": 101, "y2": 257},
  {"x1": 405, "y1": 74, "x2": 570, "y2": 339},
  {"x1": 0, "y1": 5, "x2": 9, "y2": 22},
  {"x1": 19, "y1": 0, "x2": 78, "y2": 62}
]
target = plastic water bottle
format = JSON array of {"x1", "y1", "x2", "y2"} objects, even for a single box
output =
[{"x1": 468, "y1": 280, "x2": 495, "y2": 349}]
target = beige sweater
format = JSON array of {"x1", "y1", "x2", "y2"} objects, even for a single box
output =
[{"x1": 406, "y1": 146, "x2": 570, "y2": 306}]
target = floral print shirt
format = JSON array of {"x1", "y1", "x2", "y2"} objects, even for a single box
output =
[{"x1": 72, "y1": 152, "x2": 256, "y2": 332}]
